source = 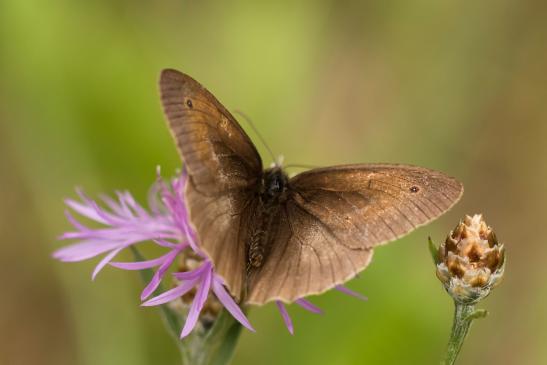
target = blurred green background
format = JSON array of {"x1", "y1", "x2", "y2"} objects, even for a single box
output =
[{"x1": 1, "y1": 1, "x2": 546, "y2": 364}]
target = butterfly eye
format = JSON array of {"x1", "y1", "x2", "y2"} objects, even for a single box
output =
[
  {"x1": 186, "y1": 99, "x2": 193, "y2": 108},
  {"x1": 410, "y1": 186, "x2": 420, "y2": 193}
]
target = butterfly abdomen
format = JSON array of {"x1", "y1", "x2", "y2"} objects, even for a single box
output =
[
  {"x1": 247, "y1": 202, "x2": 281, "y2": 269},
  {"x1": 248, "y1": 227, "x2": 266, "y2": 268}
]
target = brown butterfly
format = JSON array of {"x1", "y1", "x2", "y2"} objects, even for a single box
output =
[{"x1": 159, "y1": 69, "x2": 463, "y2": 305}]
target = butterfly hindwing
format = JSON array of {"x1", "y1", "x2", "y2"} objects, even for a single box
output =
[{"x1": 247, "y1": 164, "x2": 463, "y2": 304}]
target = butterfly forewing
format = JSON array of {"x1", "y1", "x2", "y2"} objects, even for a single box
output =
[
  {"x1": 247, "y1": 164, "x2": 462, "y2": 304},
  {"x1": 159, "y1": 69, "x2": 262, "y2": 193},
  {"x1": 159, "y1": 69, "x2": 263, "y2": 298}
]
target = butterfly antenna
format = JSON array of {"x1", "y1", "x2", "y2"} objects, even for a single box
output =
[{"x1": 234, "y1": 110, "x2": 277, "y2": 165}]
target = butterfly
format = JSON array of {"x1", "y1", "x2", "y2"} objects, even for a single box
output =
[{"x1": 159, "y1": 69, "x2": 463, "y2": 305}]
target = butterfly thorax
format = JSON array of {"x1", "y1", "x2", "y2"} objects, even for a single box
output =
[
  {"x1": 247, "y1": 167, "x2": 289, "y2": 270},
  {"x1": 262, "y1": 167, "x2": 288, "y2": 200}
]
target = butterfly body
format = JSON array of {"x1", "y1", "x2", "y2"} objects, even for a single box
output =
[
  {"x1": 262, "y1": 167, "x2": 289, "y2": 201},
  {"x1": 159, "y1": 69, "x2": 464, "y2": 305},
  {"x1": 248, "y1": 167, "x2": 289, "y2": 270}
]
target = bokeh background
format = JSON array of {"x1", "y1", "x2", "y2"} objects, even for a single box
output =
[{"x1": 1, "y1": 1, "x2": 546, "y2": 364}]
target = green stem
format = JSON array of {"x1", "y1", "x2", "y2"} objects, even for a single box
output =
[
  {"x1": 443, "y1": 302, "x2": 486, "y2": 365},
  {"x1": 182, "y1": 310, "x2": 243, "y2": 365},
  {"x1": 201, "y1": 310, "x2": 244, "y2": 365}
]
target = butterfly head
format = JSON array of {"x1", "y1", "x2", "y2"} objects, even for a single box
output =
[{"x1": 263, "y1": 167, "x2": 289, "y2": 200}]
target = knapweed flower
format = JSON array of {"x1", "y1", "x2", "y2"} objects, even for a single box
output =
[
  {"x1": 432, "y1": 214, "x2": 505, "y2": 304},
  {"x1": 54, "y1": 168, "x2": 366, "y2": 337}
]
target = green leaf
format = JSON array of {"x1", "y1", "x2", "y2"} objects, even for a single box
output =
[
  {"x1": 464, "y1": 309, "x2": 488, "y2": 321},
  {"x1": 428, "y1": 236, "x2": 440, "y2": 264}
]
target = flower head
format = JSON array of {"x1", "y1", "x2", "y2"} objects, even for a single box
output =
[
  {"x1": 54, "y1": 169, "x2": 254, "y2": 337},
  {"x1": 432, "y1": 214, "x2": 505, "y2": 304},
  {"x1": 54, "y1": 168, "x2": 367, "y2": 337}
]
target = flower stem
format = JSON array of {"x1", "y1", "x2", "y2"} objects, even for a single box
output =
[
  {"x1": 201, "y1": 310, "x2": 244, "y2": 365},
  {"x1": 179, "y1": 310, "x2": 243, "y2": 365},
  {"x1": 443, "y1": 301, "x2": 487, "y2": 365}
]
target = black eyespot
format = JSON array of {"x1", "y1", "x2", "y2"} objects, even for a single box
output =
[
  {"x1": 186, "y1": 99, "x2": 193, "y2": 108},
  {"x1": 410, "y1": 186, "x2": 420, "y2": 193}
]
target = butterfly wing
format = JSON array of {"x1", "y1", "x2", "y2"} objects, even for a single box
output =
[
  {"x1": 159, "y1": 69, "x2": 262, "y2": 298},
  {"x1": 247, "y1": 164, "x2": 463, "y2": 304}
]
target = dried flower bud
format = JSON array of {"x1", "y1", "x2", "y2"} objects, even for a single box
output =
[{"x1": 432, "y1": 214, "x2": 505, "y2": 304}]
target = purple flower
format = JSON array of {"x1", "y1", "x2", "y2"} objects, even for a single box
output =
[
  {"x1": 53, "y1": 188, "x2": 180, "y2": 280},
  {"x1": 54, "y1": 169, "x2": 254, "y2": 337},
  {"x1": 54, "y1": 168, "x2": 366, "y2": 337}
]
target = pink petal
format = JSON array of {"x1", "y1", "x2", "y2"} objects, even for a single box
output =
[
  {"x1": 122, "y1": 191, "x2": 149, "y2": 218},
  {"x1": 180, "y1": 268, "x2": 212, "y2": 338},
  {"x1": 115, "y1": 191, "x2": 135, "y2": 218},
  {"x1": 64, "y1": 210, "x2": 90, "y2": 232},
  {"x1": 142, "y1": 276, "x2": 200, "y2": 307},
  {"x1": 295, "y1": 298, "x2": 323, "y2": 314},
  {"x1": 78, "y1": 190, "x2": 130, "y2": 226},
  {"x1": 53, "y1": 240, "x2": 122, "y2": 262},
  {"x1": 179, "y1": 214, "x2": 200, "y2": 254},
  {"x1": 147, "y1": 178, "x2": 163, "y2": 215},
  {"x1": 89, "y1": 199, "x2": 127, "y2": 226},
  {"x1": 140, "y1": 249, "x2": 180, "y2": 300},
  {"x1": 59, "y1": 231, "x2": 92, "y2": 240},
  {"x1": 110, "y1": 254, "x2": 170, "y2": 270},
  {"x1": 154, "y1": 239, "x2": 180, "y2": 249},
  {"x1": 173, "y1": 263, "x2": 210, "y2": 281},
  {"x1": 335, "y1": 285, "x2": 368, "y2": 301},
  {"x1": 99, "y1": 194, "x2": 127, "y2": 217},
  {"x1": 212, "y1": 276, "x2": 255, "y2": 332},
  {"x1": 92, "y1": 246, "x2": 125, "y2": 280},
  {"x1": 276, "y1": 301, "x2": 294, "y2": 335},
  {"x1": 65, "y1": 198, "x2": 108, "y2": 224},
  {"x1": 182, "y1": 225, "x2": 200, "y2": 254}
]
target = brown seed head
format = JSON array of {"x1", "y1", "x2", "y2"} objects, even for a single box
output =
[{"x1": 435, "y1": 214, "x2": 505, "y2": 304}]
